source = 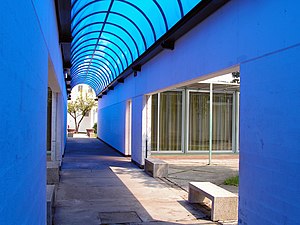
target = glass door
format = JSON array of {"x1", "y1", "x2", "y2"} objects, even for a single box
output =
[
  {"x1": 150, "y1": 91, "x2": 183, "y2": 152},
  {"x1": 188, "y1": 91, "x2": 234, "y2": 152}
]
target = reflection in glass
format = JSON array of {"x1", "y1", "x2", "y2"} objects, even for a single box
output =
[
  {"x1": 189, "y1": 92, "x2": 233, "y2": 151},
  {"x1": 151, "y1": 94, "x2": 158, "y2": 151},
  {"x1": 212, "y1": 93, "x2": 233, "y2": 151},
  {"x1": 159, "y1": 92, "x2": 182, "y2": 151},
  {"x1": 189, "y1": 92, "x2": 210, "y2": 150}
]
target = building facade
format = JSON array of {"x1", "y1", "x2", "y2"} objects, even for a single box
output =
[
  {"x1": 96, "y1": 1, "x2": 300, "y2": 224},
  {"x1": 67, "y1": 84, "x2": 98, "y2": 133},
  {"x1": 0, "y1": 1, "x2": 300, "y2": 225}
]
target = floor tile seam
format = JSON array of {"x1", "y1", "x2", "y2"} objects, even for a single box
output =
[
  {"x1": 167, "y1": 169, "x2": 194, "y2": 175},
  {"x1": 60, "y1": 170, "x2": 115, "y2": 172},
  {"x1": 57, "y1": 185, "x2": 128, "y2": 188},
  {"x1": 59, "y1": 174, "x2": 117, "y2": 176},
  {"x1": 59, "y1": 177, "x2": 118, "y2": 179},
  {"x1": 131, "y1": 218, "x2": 215, "y2": 224},
  {"x1": 55, "y1": 200, "x2": 184, "y2": 205},
  {"x1": 55, "y1": 197, "x2": 140, "y2": 202},
  {"x1": 55, "y1": 199, "x2": 145, "y2": 204}
]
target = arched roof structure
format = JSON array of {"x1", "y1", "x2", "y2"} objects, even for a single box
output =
[
  {"x1": 71, "y1": 0, "x2": 201, "y2": 95},
  {"x1": 71, "y1": 0, "x2": 200, "y2": 94}
]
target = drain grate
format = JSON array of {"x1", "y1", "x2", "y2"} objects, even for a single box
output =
[{"x1": 98, "y1": 211, "x2": 142, "y2": 224}]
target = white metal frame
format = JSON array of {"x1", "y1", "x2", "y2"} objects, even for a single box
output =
[
  {"x1": 235, "y1": 92, "x2": 240, "y2": 152},
  {"x1": 186, "y1": 88, "x2": 238, "y2": 154},
  {"x1": 146, "y1": 85, "x2": 240, "y2": 155}
]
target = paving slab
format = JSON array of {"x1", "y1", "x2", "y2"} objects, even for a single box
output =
[
  {"x1": 161, "y1": 159, "x2": 239, "y2": 195},
  {"x1": 54, "y1": 138, "x2": 218, "y2": 225}
]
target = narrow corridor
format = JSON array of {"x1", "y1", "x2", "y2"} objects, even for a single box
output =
[{"x1": 54, "y1": 138, "x2": 217, "y2": 225}]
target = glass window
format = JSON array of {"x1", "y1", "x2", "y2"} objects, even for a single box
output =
[
  {"x1": 150, "y1": 87, "x2": 237, "y2": 154},
  {"x1": 212, "y1": 93, "x2": 233, "y2": 151},
  {"x1": 151, "y1": 91, "x2": 183, "y2": 152},
  {"x1": 159, "y1": 91, "x2": 182, "y2": 151},
  {"x1": 189, "y1": 92, "x2": 210, "y2": 151},
  {"x1": 188, "y1": 92, "x2": 233, "y2": 151},
  {"x1": 151, "y1": 94, "x2": 158, "y2": 151}
]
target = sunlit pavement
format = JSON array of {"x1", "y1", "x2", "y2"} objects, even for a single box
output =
[
  {"x1": 54, "y1": 138, "x2": 222, "y2": 225},
  {"x1": 158, "y1": 157, "x2": 239, "y2": 195}
]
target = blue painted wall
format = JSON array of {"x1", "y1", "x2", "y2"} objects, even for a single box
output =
[
  {"x1": 98, "y1": 102, "x2": 126, "y2": 153},
  {"x1": 98, "y1": 0, "x2": 300, "y2": 224},
  {"x1": 131, "y1": 96, "x2": 144, "y2": 164},
  {"x1": 0, "y1": 1, "x2": 66, "y2": 224},
  {"x1": 239, "y1": 45, "x2": 300, "y2": 225}
]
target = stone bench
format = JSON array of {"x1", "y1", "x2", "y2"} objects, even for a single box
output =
[
  {"x1": 144, "y1": 158, "x2": 168, "y2": 178},
  {"x1": 188, "y1": 182, "x2": 238, "y2": 221},
  {"x1": 47, "y1": 185, "x2": 55, "y2": 225},
  {"x1": 47, "y1": 161, "x2": 60, "y2": 184}
]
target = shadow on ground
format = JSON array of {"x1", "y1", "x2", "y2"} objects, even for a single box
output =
[
  {"x1": 161, "y1": 159, "x2": 239, "y2": 194},
  {"x1": 54, "y1": 138, "x2": 218, "y2": 225}
]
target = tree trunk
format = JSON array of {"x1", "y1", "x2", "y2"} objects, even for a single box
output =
[
  {"x1": 74, "y1": 117, "x2": 78, "y2": 133},
  {"x1": 77, "y1": 114, "x2": 86, "y2": 133}
]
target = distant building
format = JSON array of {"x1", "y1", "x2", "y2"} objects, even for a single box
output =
[{"x1": 67, "y1": 84, "x2": 98, "y2": 133}]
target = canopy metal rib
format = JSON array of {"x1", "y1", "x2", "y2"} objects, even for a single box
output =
[
  {"x1": 84, "y1": 0, "x2": 115, "y2": 82},
  {"x1": 70, "y1": 0, "x2": 226, "y2": 95}
]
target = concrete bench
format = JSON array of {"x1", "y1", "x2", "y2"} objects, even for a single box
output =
[
  {"x1": 144, "y1": 158, "x2": 168, "y2": 178},
  {"x1": 188, "y1": 182, "x2": 238, "y2": 221},
  {"x1": 47, "y1": 161, "x2": 60, "y2": 184},
  {"x1": 47, "y1": 185, "x2": 55, "y2": 225}
]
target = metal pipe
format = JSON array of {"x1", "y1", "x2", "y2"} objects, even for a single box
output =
[{"x1": 209, "y1": 83, "x2": 213, "y2": 165}]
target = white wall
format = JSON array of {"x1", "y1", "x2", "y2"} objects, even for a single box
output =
[
  {"x1": 68, "y1": 113, "x2": 96, "y2": 132},
  {"x1": 98, "y1": 1, "x2": 300, "y2": 224}
]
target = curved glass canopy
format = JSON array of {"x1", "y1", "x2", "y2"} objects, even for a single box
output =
[{"x1": 71, "y1": 0, "x2": 201, "y2": 95}]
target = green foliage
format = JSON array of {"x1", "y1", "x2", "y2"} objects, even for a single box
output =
[
  {"x1": 223, "y1": 175, "x2": 239, "y2": 186},
  {"x1": 68, "y1": 93, "x2": 97, "y2": 132},
  {"x1": 93, "y1": 122, "x2": 97, "y2": 134}
]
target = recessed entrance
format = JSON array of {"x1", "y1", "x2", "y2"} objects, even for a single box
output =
[{"x1": 125, "y1": 99, "x2": 132, "y2": 156}]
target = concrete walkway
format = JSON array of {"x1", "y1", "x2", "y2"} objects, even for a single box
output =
[{"x1": 54, "y1": 138, "x2": 218, "y2": 225}]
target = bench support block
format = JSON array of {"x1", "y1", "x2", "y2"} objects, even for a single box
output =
[
  {"x1": 47, "y1": 161, "x2": 60, "y2": 184},
  {"x1": 188, "y1": 182, "x2": 238, "y2": 221},
  {"x1": 145, "y1": 158, "x2": 168, "y2": 178},
  {"x1": 212, "y1": 197, "x2": 238, "y2": 221},
  {"x1": 47, "y1": 185, "x2": 55, "y2": 225}
]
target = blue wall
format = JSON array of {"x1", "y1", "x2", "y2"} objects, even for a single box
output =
[
  {"x1": 0, "y1": 1, "x2": 66, "y2": 224},
  {"x1": 98, "y1": 102, "x2": 126, "y2": 153},
  {"x1": 98, "y1": 1, "x2": 300, "y2": 224},
  {"x1": 131, "y1": 96, "x2": 144, "y2": 164},
  {"x1": 239, "y1": 45, "x2": 300, "y2": 225}
]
